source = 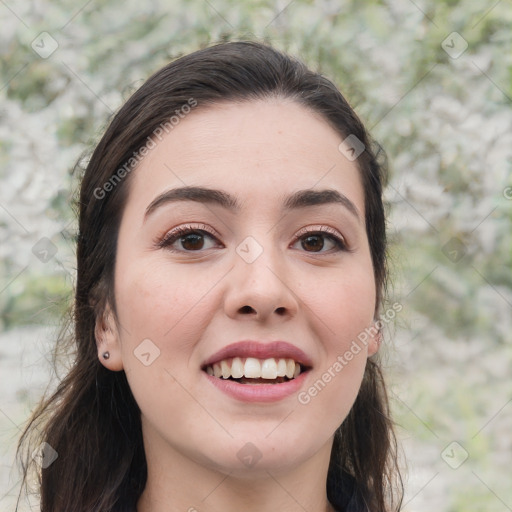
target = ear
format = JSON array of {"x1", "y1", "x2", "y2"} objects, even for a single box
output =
[
  {"x1": 366, "y1": 320, "x2": 382, "y2": 358},
  {"x1": 94, "y1": 304, "x2": 124, "y2": 371}
]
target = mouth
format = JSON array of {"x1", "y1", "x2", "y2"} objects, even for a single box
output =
[{"x1": 202, "y1": 356, "x2": 311, "y2": 385}]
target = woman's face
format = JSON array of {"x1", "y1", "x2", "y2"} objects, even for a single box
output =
[{"x1": 100, "y1": 99, "x2": 378, "y2": 477}]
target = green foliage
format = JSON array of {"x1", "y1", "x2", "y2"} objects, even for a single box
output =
[{"x1": 1, "y1": 1, "x2": 511, "y2": 510}]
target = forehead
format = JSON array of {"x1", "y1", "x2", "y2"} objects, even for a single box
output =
[{"x1": 125, "y1": 99, "x2": 365, "y2": 218}]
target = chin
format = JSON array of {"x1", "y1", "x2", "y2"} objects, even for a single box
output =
[{"x1": 198, "y1": 426, "x2": 325, "y2": 475}]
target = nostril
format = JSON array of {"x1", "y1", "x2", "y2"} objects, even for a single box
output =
[{"x1": 239, "y1": 305, "x2": 254, "y2": 314}]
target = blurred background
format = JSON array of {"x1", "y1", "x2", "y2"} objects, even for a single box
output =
[{"x1": 1, "y1": 0, "x2": 511, "y2": 510}]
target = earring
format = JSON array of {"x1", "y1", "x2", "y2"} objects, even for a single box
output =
[{"x1": 102, "y1": 351, "x2": 110, "y2": 360}]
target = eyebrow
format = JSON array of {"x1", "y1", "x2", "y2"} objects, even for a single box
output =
[{"x1": 144, "y1": 186, "x2": 361, "y2": 222}]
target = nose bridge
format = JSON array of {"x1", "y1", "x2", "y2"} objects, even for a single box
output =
[
  {"x1": 235, "y1": 233, "x2": 284, "y2": 287},
  {"x1": 225, "y1": 231, "x2": 297, "y2": 319}
]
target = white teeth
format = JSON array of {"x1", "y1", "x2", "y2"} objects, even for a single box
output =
[
  {"x1": 285, "y1": 359, "x2": 295, "y2": 379},
  {"x1": 221, "y1": 360, "x2": 231, "y2": 379},
  {"x1": 205, "y1": 357, "x2": 305, "y2": 381},
  {"x1": 244, "y1": 358, "x2": 261, "y2": 378},
  {"x1": 276, "y1": 358, "x2": 287, "y2": 377},
  {"x1": 261, "y1": 358, "x2": 277, "y2": 379},
  {"x1": 231, "y1": 357, "x2": 244, "y2": 378}
]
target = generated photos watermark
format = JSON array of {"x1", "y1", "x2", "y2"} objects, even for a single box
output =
[
  {"x1": 298, "y1": 302, "x2": 403, "y2": 405},
  {"x1": 94, "y1": 98, "x2": 197, "y2": 200}
]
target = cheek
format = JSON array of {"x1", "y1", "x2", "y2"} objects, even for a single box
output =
[
  {"x1": 115, "y1": 260, "x2": 212, "y2": 341},
  {"x1": 115, "y1": 262, "x2": 209, "y2": 424},
  {"x1": 114, "y1": 259, "x2": 224, "y2": 408},
  {"x1": 306, "y1": 261, "x2": 377, "y2": 339},
  {"x1": 299, "y1": 260, "x2": 375, "y2": 406},
  {"x1": 297, "y1": 331, "x2": 369, "y2": 436}
]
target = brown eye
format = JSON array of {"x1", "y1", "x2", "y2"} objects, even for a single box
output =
[
  {"x1": 292, "y1": 226, "x2": 348, "y2": 254},
  {"x1": 158, "y1": 226, "x2": 220, "y2": 252},
  {"x1": 178, "y1": 233, "x2": 205, "y2": 251},
  {"x1": 301, "y1": 234, "x2": 328, "y2": 252}
]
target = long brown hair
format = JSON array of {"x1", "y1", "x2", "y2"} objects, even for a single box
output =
[{"x1": 16, "y1": 40, "x2": 403, "y2": 511}]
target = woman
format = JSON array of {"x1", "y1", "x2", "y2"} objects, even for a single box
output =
[{"x1": 17, "y1": 40, "x2": 403, "y2": 512}]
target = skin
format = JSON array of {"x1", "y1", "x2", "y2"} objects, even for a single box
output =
[{"x1": 96, "y1": 99, "x2": 380, "y2": 512}]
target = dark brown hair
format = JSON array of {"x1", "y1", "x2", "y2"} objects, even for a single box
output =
[{"x1": 16, "y1": 40, "x2": 403, "y2": 511}]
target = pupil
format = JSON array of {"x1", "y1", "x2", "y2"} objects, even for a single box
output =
[
  {"x1": 182, "y1": 234, "x2": 203, "y2": 250},
  {"x1": 303, "y1": 235, "x2": 323, "y2": 252}
]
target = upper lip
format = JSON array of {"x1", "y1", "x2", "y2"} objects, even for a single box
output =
[{"x1": 201, "y1": 340, "x2": 313, "y2": 369}]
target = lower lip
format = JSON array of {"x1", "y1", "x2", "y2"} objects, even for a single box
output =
[{"x1": 203, "y1": 371, "x2": 310, "y2": 402}]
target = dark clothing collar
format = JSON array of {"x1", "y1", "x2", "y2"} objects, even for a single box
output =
[
  {"x1": 124, "y1": 472, "x2": 367, "y2": 512},
  {"x1": 327, "y1": 471, "x2": 368, "y2": 512}
]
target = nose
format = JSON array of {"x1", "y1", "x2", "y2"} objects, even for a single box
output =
[{"x1": 223, "y1": 239, "x2": 299, "y2": 323}]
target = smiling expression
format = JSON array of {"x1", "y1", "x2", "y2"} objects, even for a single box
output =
[{"x1": 98, "y1": 98, "x2": 379, "y2": 476}]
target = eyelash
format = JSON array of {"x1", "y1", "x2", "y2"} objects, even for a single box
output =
[{"x1": 156, "y1": 223, "x2": 349, "y2": 254}]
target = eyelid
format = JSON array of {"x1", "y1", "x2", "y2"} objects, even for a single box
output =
[
  {"x1": 155, "y1": 223, "x2": 222, "y2": 249},
  {"x1": 293, "y1": 225, "x2": 346, "y2": 244},
  {"x1": 155, "y1": 223, "x2": 350, "y2": 253},
  {"x1": 291, "y1": 225, "x2": 350, "y2": 252}
]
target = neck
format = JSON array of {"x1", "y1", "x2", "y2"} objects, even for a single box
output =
[{"x1": 136, "y1": 428, "x2": 337, "y2": 512}]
